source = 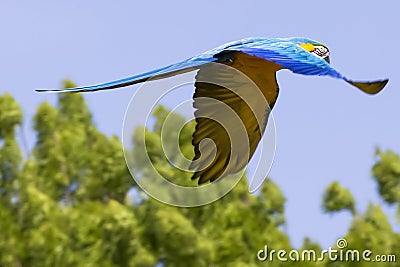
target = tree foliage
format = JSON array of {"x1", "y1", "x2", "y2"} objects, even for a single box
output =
[
  {"x1": 372, "y1": 149, "x2": 400, "y2": 205},
  {"x1": 322, "y1": 181, "x2": 355, "y2": 215},
  {"x1": 0, "y1": 87, "x2": 399, "y2": 266}
]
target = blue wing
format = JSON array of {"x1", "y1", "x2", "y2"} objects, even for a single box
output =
[
  {"x1": 36, "y1": 38, "x2": 264, "y2": 92},
  {"x1": 37, "y1": 37, "x2": 387, "y2": 94},
  {"x1": 36, "y1": 57, "x2": 217, "y2": 92},
  {"x1": 227, "y1": 38, "x2": 387, "y2": 94},
  {"x1": 209, "y1": 37, "x2": 345, "y2": 78},
  {"x1": 233, "y1": 45, "x2": 344, "y2": 78}
]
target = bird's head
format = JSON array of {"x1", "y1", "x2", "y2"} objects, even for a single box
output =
[{"x1": 299, "y1": 43, "x2": 330, "y2": 64}]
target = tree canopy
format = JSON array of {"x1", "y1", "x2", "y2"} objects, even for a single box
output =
[{"x1": 0, "y1": 84, "x2": 399, "y2": 266}]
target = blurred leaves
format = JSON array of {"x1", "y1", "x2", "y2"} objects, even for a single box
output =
[
  {"x1": 0, "y1": 87, "x2": 400, "y2": 266},
  {"x1": 0, "y1": 93, "x2": 22, "y2": 138},
  {"x1": 322, "y1": 181, "x2": 355, "y2": 215},
  {"x1": 372, "y1": 149, "x2": 400, "y2": 204}
]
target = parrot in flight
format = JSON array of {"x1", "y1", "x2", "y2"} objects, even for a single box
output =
[{"x1": 37, "y1": 37, "x2": 388, "y2": 184}]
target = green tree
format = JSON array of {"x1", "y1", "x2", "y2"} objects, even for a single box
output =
[
  {"x1": 372, "y1": 149, "x2": 400, "y2": 205},
  {"x1": 322, "y1": 181, "x2": 355, "y2": 215},
  {"x1": 31, "y1": 80, "x2": 131, "y2": 204},
  {"x1": 0, "y1": 85, "x2": 150, "y2": 266},
  {"x1": 2, "y1": 88, "x2": 400, "y2": 266},
  {"x1": 322, "y1": 161, "x2": 400, "y2": 266},
  {"x1": 0, "y1": 93, "x2": 23, "y2": 207},
  {"x1": 131, "y1": 105, "x2": 292, "y2": 266}
]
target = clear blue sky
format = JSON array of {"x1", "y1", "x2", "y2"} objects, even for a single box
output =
[{"x1": 1, "y1": 1, "x2": 399, "y2": 248}]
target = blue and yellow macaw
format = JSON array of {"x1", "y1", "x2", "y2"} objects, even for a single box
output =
[{"x1": 38, "y1": 37, "x2": 388, "y2": 184}]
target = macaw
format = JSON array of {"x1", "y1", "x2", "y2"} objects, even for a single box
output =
[{"x1": 38, "y1": 37, "x2": 388, "y2": 184}]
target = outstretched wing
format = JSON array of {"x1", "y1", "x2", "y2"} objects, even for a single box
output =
[
  {"x1": 36, "y1": 37, "x2": 388, "y2": 94},
  {"x1": 190, "y1": 52, "x2": 281, "y2": 184},
  {"x1": 228, "y1": 40, "x2": 388, "y2": 94},
  {"x1": 36, "y1": 57, "x2": 217, "y2": 92},
  {"x1": 35, "y1": 39, "x2": 261, "y2": 93}
]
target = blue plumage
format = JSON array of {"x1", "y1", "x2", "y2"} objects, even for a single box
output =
[
  {"x1": 36, "y1": 37, "x2": 389, "y2": 185},
  {"x1": 37, "y1": 37, "x2": 387, "y2": 93}
]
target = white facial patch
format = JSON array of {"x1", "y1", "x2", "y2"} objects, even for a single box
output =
[{"x1": 313, "y1": 45, "x2": 330, "y2": 60}]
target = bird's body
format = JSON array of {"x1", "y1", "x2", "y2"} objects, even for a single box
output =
[
  {"x1": 38, "y1": 37, "x2": 388, "y2": 184},
  {"x1": 227, "y1": 52, "x2": 282, "y2": 107},
  {"x1": 191, "y1": 53, "x2": 281, "y2": 183}
]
